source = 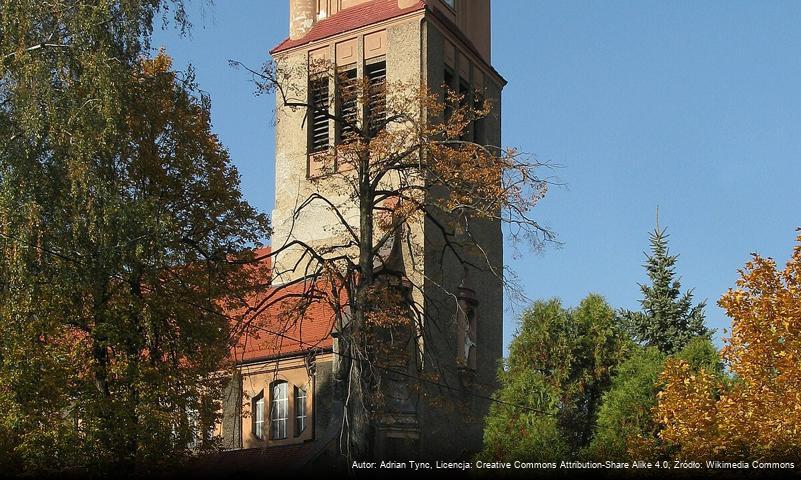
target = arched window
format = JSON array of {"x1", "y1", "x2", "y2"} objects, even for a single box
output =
[
  {"x1": 295, "y1": 386, "x2": 307, "y2": 435},
  {"x1": 253, "y1": 391, "x2": 264, "y2": 440},
  {"x1": 270, "y1": 381, "x2": 289, "y2": 440}
]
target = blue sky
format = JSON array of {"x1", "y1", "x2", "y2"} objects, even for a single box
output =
[{"x1": 153, "y1": 1, "x2": 801, "y2": 353}]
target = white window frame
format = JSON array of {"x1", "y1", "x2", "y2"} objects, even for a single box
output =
[
  {"x1": 295, "y1": 386, "x2": 307, "y2": 435},
  {"x1": 253, "y1": 392, "x2": 265, "y2": 440},
  {"x1": 271, "y1": 382, "x2": 289, "y2": 440}
]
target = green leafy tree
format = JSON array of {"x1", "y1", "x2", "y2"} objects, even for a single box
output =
[
  {"x1": 481, "y1": 295, "x2": 629, "y2": 460},
  {"x1": 481, "y1": 299, "x2": 570, "y2": 462},
  {"x1": 619, "y1": 227, "x2": 709, "y2": 355},
  {"x1": 0, "y1": 1, "x2": 268, "y2": 475},
  {"x1": 563, "y1": 295, "x2": 633, "y2": 450},
  {"x1": 587, "y1": 346, "x2": 665, "y2": 459},
  {"x1": 588, "y1": 337, "x2": 722, "y2": 459}
]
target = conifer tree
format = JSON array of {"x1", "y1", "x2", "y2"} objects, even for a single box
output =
[{"x1": 619, "y1": 227, "x2": 709, "y2": 355}]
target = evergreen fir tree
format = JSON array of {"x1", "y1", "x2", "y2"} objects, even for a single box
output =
[{"x1": 619, "y1": 227, "x2": 710, "y2": 355}]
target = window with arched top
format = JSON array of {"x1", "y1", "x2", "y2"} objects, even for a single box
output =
[
  {"x1": 270, "y1": 381, "x2": 289, "y2": 440},
  {"x1": 240, "y1": 373, "x2": 315, "y2": 447},
  {"x1": 252, "y1": 391, "x2": 265, "y2": 440},
  {"x1": 295, "y1": 386, "x2": 307, "y2": 435}
]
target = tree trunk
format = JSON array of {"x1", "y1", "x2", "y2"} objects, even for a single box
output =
[{"x1": 345, "y1": 149, "x2": 375, "y2": 459}]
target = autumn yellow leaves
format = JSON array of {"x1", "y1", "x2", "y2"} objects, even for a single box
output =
[{"x1": 655, "y1": 231, "x2": 801, "y2": 460}]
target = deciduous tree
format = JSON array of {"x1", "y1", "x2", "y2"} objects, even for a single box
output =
[
  {"x1": 654, "y1": 231, "x2": 801, "y2": 460},
  {"x1": 0, "y1": 2, "x2": 268, "y2": 474},
  {"x1": 588, "y1": 345, "x2": 665, "y2": 460},
  {"x1": 588, "y1": 337, "x2": 721, "y2": 460},
  {"x1": 233, "y1": 58, "x2": 555, "y2": 460},
  {"x1": 481, "y1": 295, "x2": 628, "y2": 460}
]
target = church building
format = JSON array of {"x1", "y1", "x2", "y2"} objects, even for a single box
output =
[{"x1": 215, "y1": 0, "x2": 505, "y2": 468}]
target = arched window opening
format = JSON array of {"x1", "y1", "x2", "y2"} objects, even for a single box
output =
[{"x1": 271, "y1": 382, "x2": 289, "y2": 440}]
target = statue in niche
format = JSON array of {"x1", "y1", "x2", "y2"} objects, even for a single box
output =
[
  {"x1": 463, "y1": 309, "x2": 476, "y2": 365},
  {"x1": 456, "y1": 268, "x2": 478, "y2": 370}
]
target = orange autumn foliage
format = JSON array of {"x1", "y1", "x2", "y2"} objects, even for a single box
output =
[{"x1": 655, "y1": 231, "x2": 801, "y2": 460}]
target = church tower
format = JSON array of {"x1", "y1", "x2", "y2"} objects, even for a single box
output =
[{"x1": 224, "y1": 0, "x2": 505, "y2": 462}]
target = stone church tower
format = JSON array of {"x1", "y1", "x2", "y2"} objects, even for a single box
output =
[{"x1": 220, "y1": 0, "x2": 504, "y2": 465}]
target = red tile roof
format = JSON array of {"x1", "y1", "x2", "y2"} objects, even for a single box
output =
[
  {"x1": 270, "y1": 0, "x2": 426, "y2": 54},
  {"x1": 230, "y1": 283, "x2": 337, "y2": 363},
  {"x1": 251, "y1": 246, "x2": 272, "y2": 269},
  {"x1": 226, "y1": 249, "x2": 341, "y2": 364}
]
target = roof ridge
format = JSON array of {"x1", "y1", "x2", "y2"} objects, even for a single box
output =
[{"x1": 270, "y1": 0, "x2": 426, "y2": 55}]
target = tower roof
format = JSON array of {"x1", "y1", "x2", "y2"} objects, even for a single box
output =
[
  {"x1": 270, "y1": 0, "x2": 504, "y2": 85},
  {"x1": 271, "y1": 0, "x2": 426, "y2": 55}
]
